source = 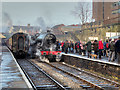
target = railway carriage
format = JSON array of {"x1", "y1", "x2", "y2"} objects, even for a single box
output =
[{"x1": 6, "y1": 32, "x2": 30, "y2": 58}]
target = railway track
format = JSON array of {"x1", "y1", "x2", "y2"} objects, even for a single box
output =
[
  {"x1": 32, "y1": 60, "x2": 120, "y2": 90},
  {"x1": 17, "y1": 59, "x2": 69, "y2": 90}
]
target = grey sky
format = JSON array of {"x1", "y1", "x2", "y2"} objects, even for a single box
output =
[{"x1": 2, "y1": 2, "x2": 92, "y2": 27}]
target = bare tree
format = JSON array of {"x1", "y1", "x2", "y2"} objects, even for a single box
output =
[
  {"x1": 72, "y1": 2, "x2": 92, "y2": 25},
  {"x1": 72, "y1": 2, "x2": 93, "y2": 41}
]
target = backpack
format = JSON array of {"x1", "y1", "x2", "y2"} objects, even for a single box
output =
[
  {"x1": 77, "y1": 43, "x2": 79, "y2": 48},
  {"x1": 106, "y1": 43, "x2": 109, "y2": 49}
]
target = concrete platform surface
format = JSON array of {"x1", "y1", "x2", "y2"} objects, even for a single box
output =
[
  {"x1": 62, "y1": 52, "x2": 120, "y2": 66},
  {"x1": 0, "y1": 46, "x2": 30, "y2": 89}
]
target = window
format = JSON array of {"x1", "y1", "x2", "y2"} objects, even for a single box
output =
[
  {"x1": 118, "y1": 1, "x2": 120, "y2": 6},
  {"x1": 112, "y1": 1, "x2": 120, "y2": 7},
  {"x1": 112, "y1": 9, "x2": 120, "y2": 14},
  {"x1": 118, "y1": 9, "x2": 120, "y2": 13},
  {"x1": 18, "y1": 36, "x2": 24, "y2": 50},
  {"x1": 113, "y1": 3, "x2": 117, "y2": 6}
]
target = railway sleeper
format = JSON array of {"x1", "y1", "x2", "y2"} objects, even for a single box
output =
[
  {"x1": 36, "y1": 85, "x2": 70, "y2": 90},
  {"x1": 36, "y1": 85, "x2": 57, "y2": 90},
  {"x1": 80, "y1": 84, "x2": 91, "y2": 88},
  {"x1": 97, "y1": 84, "x2": 119, "y2": 90},
  {"x1": 79, "y1": 84, "x2": 96, "y2": 90}
]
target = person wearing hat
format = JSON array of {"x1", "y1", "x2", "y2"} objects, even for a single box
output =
[
  {"x1": 115, "y1": 36, "x2": 120, "y2": 64},
  {"x1": 108, "y1": 39, "x2": 115, "y2": 62}
]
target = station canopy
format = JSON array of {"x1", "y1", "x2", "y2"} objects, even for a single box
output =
[{"x1": 109, "y1": 35, "x2": 119, "y2": 39}]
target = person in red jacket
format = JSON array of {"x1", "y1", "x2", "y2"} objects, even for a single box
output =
[
  {"x1": 61, "y1": 41, "x2": 64, "y2": 52},
  {"x1": 99, "y1": 39, "x2": 103, "y2": 59}
]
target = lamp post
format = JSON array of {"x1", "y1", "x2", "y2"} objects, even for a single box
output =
[{"x1": 64, "y1": 31, "x2": 68, "y2": 41}]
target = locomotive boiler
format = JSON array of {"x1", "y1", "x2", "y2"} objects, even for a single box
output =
[
  {"x1": 6, "y1": 32, "x2": 30, "y2": 58},
  {"x1": 32, "y1": 31, "x2": 61, "y2": 62}
]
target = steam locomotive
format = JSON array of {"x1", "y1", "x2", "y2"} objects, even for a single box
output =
[
  {"x1": 6, "y1": 32, "x2": 30, "y2": 58},
  {"x1": 30, "y1": 31, "x2": 61, "y2": 62},
  {"x1": 6, "y1": 31, "x2": 61, "y2": 62}
]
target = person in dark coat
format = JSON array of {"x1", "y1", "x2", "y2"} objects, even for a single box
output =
[
  {"x1": 93, "y1": 40, "x2": 98, "y2": 55},
  {"x1": 86, "y1": 40, "x2": 92, "y2": 58},
  {"x1": 70, "y1": 41, "x2": 74, "y2": 53},
  {"x1": 79, "y1": 41, "x2": 82, "y2": 55},
  {"x1": 103, "y1": 40, "x2": 109, "y2": 57},
  {"x1": 75, "y1": 42, "x2": 78, "y2": 53},
  {"x1": 56, "y1": 40, "x2": 60, "y2": 50},
  {"x1": 115, "y1": 36, "x2": 120, "y2": 64},
  {"x1": 108, "y1": 39, "x2": 115, "y2": 62},
  {"x1": 64, "y1": 40, "x2": 69, "y2": 54}
]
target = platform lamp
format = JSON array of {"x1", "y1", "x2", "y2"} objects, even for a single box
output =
[
  {"x1": 64, "y1": 31, "x2": 68, "y2": 41},
  {"x1": 107, "y1": 26, "x2": 110, "y2": 38}
]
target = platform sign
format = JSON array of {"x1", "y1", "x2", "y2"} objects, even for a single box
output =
[
  {"x1": 88, "y1": 37, "x2": 98, "y2": 40},
  {"x1": 106, "y1": 32, "x2": 120, "y2": 37}
]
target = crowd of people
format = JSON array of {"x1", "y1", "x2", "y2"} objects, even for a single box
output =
[{"x1": 56, "y1": 36, "x2": 120, "y2": 64}]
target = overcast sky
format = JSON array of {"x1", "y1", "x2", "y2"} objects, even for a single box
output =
[{"x1": 2, "y1": 2, "x2": 92, "y2": 28}]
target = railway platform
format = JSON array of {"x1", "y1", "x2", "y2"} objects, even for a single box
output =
[
  {"x1": 62, "y1": 52, "x2": 120, "y2": 66},
  {"x1": 61, "y1": 52, "x2": 120, "y2": 83},
  {"x1": 0, "y1": 46, "x2": 32, "y2": 89}
]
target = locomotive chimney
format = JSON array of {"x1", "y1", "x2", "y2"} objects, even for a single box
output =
[{"x1": 28, "y1": 24, "x2": 30, "y2": 27}]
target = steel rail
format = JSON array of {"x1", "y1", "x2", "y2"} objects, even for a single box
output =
[
  {"x1": 44, "y1": 62, "x2": 104, "y2": 90},
  {"x1": 17, "y1": 61, "x2": 37, "y2": 90},
  {"x1": 28, "y1": 60, "x2": 67, "y2": 90},
  {"x1": 60, "y1": 62, "x2": 120, "y2": 87}
]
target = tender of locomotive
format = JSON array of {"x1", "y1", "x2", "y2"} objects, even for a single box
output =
[
  {"x1": 6, "y1": 32, "x2": 30, "y2": 58},
  {"x1": 31, "y1": 31, "x2": 61, "y2": 62}
]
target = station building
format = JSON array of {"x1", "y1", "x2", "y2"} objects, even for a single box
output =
[{"x1": 8, "y1": 24, "x2": 40, "y2": 35}]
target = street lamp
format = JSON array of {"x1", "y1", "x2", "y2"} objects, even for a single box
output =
[{"x1": 64, "y1": 31, "x2": 68, "y2": 41}]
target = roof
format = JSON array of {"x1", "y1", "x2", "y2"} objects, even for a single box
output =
[
  {"x1": 62, "y1": 26, "x2": 81, "y2": 29},
  {"x1": 12, "y1": 25, "x2": 40, "y2": 32}
]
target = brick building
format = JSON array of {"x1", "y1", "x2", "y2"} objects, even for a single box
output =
[{"x1": 92, "y1": 1, "x2": 120, "y2": 25}]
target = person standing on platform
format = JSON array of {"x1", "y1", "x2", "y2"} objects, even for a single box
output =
[
  {"x1": 82, "y1": 42, "x2": 86, "y2": 56},
  {"x1": 108, "y1": 39, "x2": 115, "y2": 62},
  {"x1": 77, "y1": 42, "x2": 80, "y2": 53},
  {"x1": 79, "y1": 41, "x2": 82, "y2": 55},
  {"x1": 64, "y1": 40, "x2": 69, "y2": 54},
  {"x1": 93, "y1": 40, "x2": 98, "y2": 55},
  {"x1": 75, "y1": 42, "x2": 78, "y2": 53},
  {"x1": 115, "y1": 36, "x2": 120, "y2": 64},
  {"x1": 61, "y1": 41, "x2": 64, "y2": 52},
  {"x1": 103, "y1": 41, "x2": 106, "y2": 56},
  {"x1": 70, "y1": 41, "x2": 74, "y2": 53},
  {"x1": 86, "y1": 40, "x2": 92, "y2": 58},
  {"x1": 105, "y1": 40, "x2": 109, "y2": 57},
  {"x1": 98, "y1": 39, "x2": 103, "y2": 59}
]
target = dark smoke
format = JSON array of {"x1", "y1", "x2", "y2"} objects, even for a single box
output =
[
  {"x1": 2, "y1": 12, "x2": 13, "y2": 32},
  {"x1": 3, "y1": 12, "x2": 12, "y2": 26},
  {"x1": 36, "y1": 17, "x2": 46, "y2": 31}
]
